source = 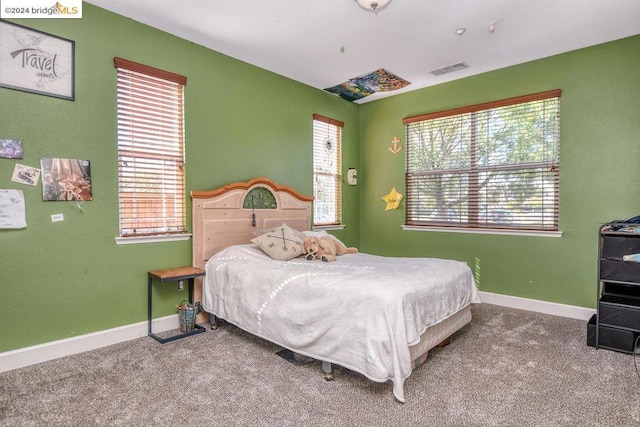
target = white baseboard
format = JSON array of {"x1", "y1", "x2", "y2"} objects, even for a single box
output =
[
  {"x1": 479, "y1": 291, "x2": 595, "y2": 321},
  {"x1": 0, "y1": 294, "x2": 595, "y2": 374},
  {"x1": 0, "y1": 314, "x2": 179, "y2": 374}
]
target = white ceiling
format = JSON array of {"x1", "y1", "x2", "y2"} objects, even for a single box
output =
[{"x1": 86, "y1": 0, "x2": 640, "y2": 103}]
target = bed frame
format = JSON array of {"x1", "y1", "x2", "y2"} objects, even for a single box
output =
[
  {"x1": 191, "y1": 177, "x2": 471, "y2": 382},
  {"x1": 191, "y1": 177, "x2": 313, "y2": 314}
]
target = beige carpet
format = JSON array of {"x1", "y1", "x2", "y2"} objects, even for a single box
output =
[{"x1": 1, "y1": 304, "x2": 639, "y2": 426}]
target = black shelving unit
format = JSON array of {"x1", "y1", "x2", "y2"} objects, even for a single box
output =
[{"x1": 589, "y1": 223, "x2": 640, "y2": 353}]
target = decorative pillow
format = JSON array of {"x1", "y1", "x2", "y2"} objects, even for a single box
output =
[{"x1": 251, "y1": 223, "x2": 305, "y2": 261}]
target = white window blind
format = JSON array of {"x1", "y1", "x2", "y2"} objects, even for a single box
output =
[
  {"x1": 404, "y1": 89, "x2": 561, "y2": 232},
  {"x1": 114, "y1": 57, "x2": 187, "y2": 237},
  {"x1": 313, "y1": 114, "x2": 343, "y2": 226}
]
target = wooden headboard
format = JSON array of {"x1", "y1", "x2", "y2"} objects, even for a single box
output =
[
  {"x1": 191, "y1": 177, "x2": 313, "y2": 308},
  {"x1": 191, "y1": 177, "x2": 314, "y2": 268}
]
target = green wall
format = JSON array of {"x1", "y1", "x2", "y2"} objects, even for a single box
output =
[
  {"x1": 358, "y1": 35, "x2": 640, "y2": 308},
  {"x1": 1, "y1": 3, "x2": 638, "y2": 354},
  {"x1": 0, "y1": 4, "x2": 359, "y2": 352}
]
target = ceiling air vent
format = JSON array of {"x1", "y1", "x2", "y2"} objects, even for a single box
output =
[{"x1": 429, "y1": 62, "x2": 469, "y2": 76}]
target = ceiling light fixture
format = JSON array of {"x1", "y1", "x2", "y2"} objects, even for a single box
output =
[
  {"x1": 455, "y1": 28, "x2": 466, "y2": 36},
  {"x1": 355, "y1": 0, "x2": 392, "y2": 15}
]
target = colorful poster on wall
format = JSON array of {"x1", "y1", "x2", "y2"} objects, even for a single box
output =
[
  {"x1": 0, "y1": 139, "x2": 23, "y2": 159},
  {"x1": 40, "y1": 157, "x2": 92, "y2": 201}
]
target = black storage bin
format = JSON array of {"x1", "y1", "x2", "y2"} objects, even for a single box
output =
[
  {"x1": 600, "y1": 235, "x2": 640, "y2": 259},
  {"x1": 598, "y1": 295, "x2": 640, "y2": 330},
  {"x1": 602, "y1": 282, "x2": 640, "y2": 298},
  {"x1": 599, "y1": 259, "x2": 640, "y2": 283},
  {"x1": 587, "y1": 314, "x2": 640, "y2": 353}
]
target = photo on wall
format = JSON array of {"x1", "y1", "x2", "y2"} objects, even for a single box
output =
[
  {"x1": 0, "y1": 139, "x2": 23, "y2": 159},
  {"x1": 11, "y1": 164, "x2": 40, "y2": 186},
  {"x1": 40, "y1": 157, "x2": 92, "y2": 201}
]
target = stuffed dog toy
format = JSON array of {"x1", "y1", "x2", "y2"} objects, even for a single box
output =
[{"x1": 302, "y1": 236, "x2": 358, "y2": 262}]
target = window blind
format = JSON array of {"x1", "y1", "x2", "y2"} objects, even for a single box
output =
[
  {"x1": 313, "y1": 114, "x2": 343, "y2": 226},
  {"x1": 114, "y1": 57, "x2": 187, "y2": 237},
  {"x1": 404, "y1": 90, "x2": 561, "y2": 231}
]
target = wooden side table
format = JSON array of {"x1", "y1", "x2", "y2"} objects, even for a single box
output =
[{"x1": 148, "y1": 266, "x2": 206, "y2": 343}]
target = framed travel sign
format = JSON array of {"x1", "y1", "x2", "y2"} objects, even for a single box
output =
[{"x1": 0, "y1": 20, "x2": 75, "y2": 100}]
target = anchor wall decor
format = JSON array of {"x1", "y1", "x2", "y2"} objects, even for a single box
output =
[{"x1": 389, "y1": 136, "x2": 402, "y2": 154}]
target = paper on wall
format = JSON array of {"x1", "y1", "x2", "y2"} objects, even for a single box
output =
[{"x1": 0, "y1": 189, "x2": 26, "y2": 229}]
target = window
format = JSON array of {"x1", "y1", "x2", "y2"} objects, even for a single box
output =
[
  {"x1": 114, "y1": 57, "x2": 187, "y2": 238},
  {"x1": 312, "y1": 114, "x2": 343, "y2": 226},
  {"x1": 404, "y1": 89, "x2": 561, "y2": 232}
]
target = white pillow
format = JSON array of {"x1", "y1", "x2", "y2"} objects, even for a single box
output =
[{"x1": 251, "y1": 223, "x2": 305, "y2": 261}]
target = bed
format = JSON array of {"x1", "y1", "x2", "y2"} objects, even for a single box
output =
[{"x1": 191, "y1": 177, "x2": 480, "y2": 402}]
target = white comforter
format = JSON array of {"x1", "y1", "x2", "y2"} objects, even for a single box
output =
[{"x1": 202, "y1": 244, "x2": 480, "y2": 402}]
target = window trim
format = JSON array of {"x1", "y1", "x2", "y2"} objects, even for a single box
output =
[
  {"x1": 401, "y1": 224, "x2": 562, "y2": 238},
  {"x1": 403, "y1": 89, "x2": 561, "y2": 125},
  {"x1": 312, "y1": 113, "x2": 344, "y2": 227},
  {"x1": 113, "y1": 57, "x2": 188, "y2": 241},
  {"x1": 403, "y1": 89, "x2": 561, "y2": 233},
  {"x1": 114, "y1": 233, "x2": 191, "y2": 245},
  {"x1": 113, "y1": 57, "x2": 187, "y2": 86}
]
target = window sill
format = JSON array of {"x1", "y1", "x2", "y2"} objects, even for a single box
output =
[
  {"x1": 114, "y1": 233, "x2": 192, "y2": 245},
  {"x1": 313, "y1": 224, "x2": 346, "y2": 231},
  {"x1": 401, "y1": 225, "x2": 562, "y2": 238}
]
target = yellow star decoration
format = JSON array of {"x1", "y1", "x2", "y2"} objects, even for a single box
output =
[{"x1": 382, "y1": 187, "x2": 403, "y2": 211}]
